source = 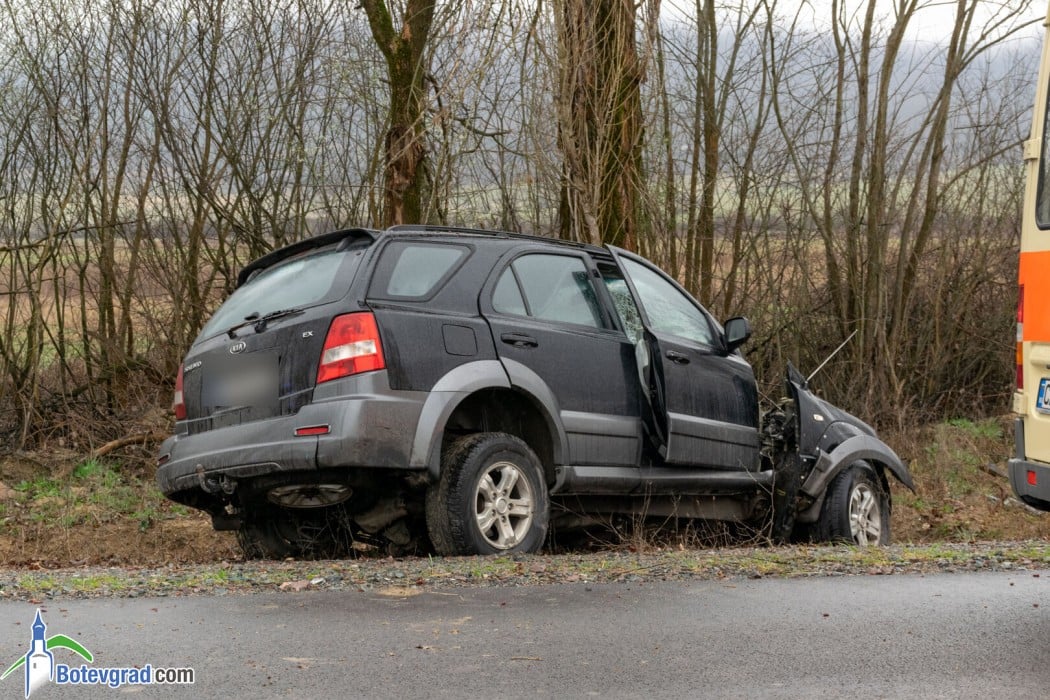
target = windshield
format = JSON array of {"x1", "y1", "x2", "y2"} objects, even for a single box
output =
[{"x1": 196, "y1": 249, "x2": 360, "y2": 342}]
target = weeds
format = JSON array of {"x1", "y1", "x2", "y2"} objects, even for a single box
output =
[
  {"x1": 2, "y1": 457, "x2": 196, "y2": 563},
  {"x1": 1, "y1": 416, "x2": 1049, "y2": 568},
  {"x1": 945, "y1": 418, "x2": 1003, "y2": 440},
  {"x1": 15, "y1": 477, "x2": 62, "y2": 499}
]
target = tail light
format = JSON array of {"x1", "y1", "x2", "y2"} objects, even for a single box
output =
[
  {"x1": 1017, "y1": 285, "x2": 1024, "y2": 390},
  {"x1": 173, "y1": 363, "x2": 187, "y2": 420},
  {"x1": 317, "y1": 312, "x2": 386, "y2": 383}
]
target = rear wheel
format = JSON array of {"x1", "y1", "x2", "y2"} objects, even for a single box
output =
[
  {"x1": 816, "y1": 462, "x2": 890, "y2": 545},
  {"x1": 237, "y1": 505, "x2": 354, "y2": 560},
  {"x1": 426, "y1": 433, "x2": 549, "y2": 556},
  {"x1": 238, "y1": 516, "x2": 297, "y2": 560}
]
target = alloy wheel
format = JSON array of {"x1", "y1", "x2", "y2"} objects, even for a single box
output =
[{"x1": 474, "y1": 461, "x2": 535, "y2": 549}]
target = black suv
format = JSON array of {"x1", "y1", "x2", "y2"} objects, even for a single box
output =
[{"x1": 157, "y1": 226, "x2": 913, "y2": 557}]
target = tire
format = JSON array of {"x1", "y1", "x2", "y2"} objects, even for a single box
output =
[
  {"x1": 426, "y1": 433, "x2": 549, "y2": 556},
  {"x1": 237, "y1": 505, "x2": 354, "y2": 560},
  {"x1": 815, "y1": 462, "x2": 891, "y2": 546},
  {"x1": 238, "y1": 517, "x2": 298, "y2": 560}
]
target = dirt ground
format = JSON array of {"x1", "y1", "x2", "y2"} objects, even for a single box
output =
[{"x1": 0, "y1": 416, "x2": 1046, "y2": 568}]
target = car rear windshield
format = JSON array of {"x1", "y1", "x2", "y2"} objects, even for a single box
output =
[{"x1": 195, "y1": 248, "x2": 361, "y2": 342}]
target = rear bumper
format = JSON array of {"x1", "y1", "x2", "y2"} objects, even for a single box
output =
[
  {"x1": 156, "y1": 372, "x2": 428, "y2": 498},
  {"x1": 1009, "y1": 418, "x2": 1050, "y2": 511},
  {"x1": 1008, "y1": 459, "x2": 1050, "y2": 511}
]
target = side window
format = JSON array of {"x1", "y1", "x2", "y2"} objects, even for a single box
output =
[
  {"x1": 600, "y1": 264, "x2": 644, "y2": 344},
  {"x1": 492, "y1": 254, "x2": 603, "y2": 328},
  {"x1": 621, "y1": 258, "x2": 715, "y2": 346},
  {"x1": 492, "y1": 268, "x2": 527, "y2": 316},
  {"x1": 373, "y1": 242, "x2": 468, "y2": 299},
  {"x1": 1039, "y1": 81, "x2": 1050, "y2": 228}
]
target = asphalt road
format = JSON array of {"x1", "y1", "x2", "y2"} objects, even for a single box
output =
[{"x1": 0, "y1": 571, "x2": 1046, "y2": 698}]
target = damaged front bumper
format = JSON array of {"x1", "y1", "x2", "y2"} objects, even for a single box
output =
[{"x1": 780, "y1": 365, "x2": 914, "y2": 521}]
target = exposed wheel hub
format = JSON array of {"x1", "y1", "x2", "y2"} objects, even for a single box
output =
[
  {"x1": 849, "y1": 483, "x2": 882, "y2": 545},
  {"x1": 474, "y1": 460, "x2": 534, "y2": 550},
  {"x1": 495, "y1": 497, "x2": 510, "y2": 515}
]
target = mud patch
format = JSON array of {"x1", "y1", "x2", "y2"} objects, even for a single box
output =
[{"x1": 0, "y1": 514, "x2": 237, "y2": 567}]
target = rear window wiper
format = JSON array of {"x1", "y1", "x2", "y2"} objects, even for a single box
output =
[{"x1": 226, "y1": 308, "x2": 305, "y2": 338}]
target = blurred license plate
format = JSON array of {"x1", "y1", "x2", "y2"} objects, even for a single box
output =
[
  {"x1": 205, "y1": 354, "x2": 278, "y2": 408},
  {"x1": 1037, "y1": 378, "x2": 1050, "y2": 414}
]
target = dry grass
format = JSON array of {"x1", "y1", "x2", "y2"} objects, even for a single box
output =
[
  {"x1": 891, "y1": 416, "x2": 1050, "y2": 543},
  {"x1": 0, "y1": 417, "x2": 1044, "y2": 568}
]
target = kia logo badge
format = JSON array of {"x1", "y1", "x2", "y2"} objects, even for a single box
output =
[{"x1": 229, "y1": 341, "x2": 247, "y2": 354}]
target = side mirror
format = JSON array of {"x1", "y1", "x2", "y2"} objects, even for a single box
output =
[{"x1": 723, "y1": 316, "x2": 751, "y2": 353}]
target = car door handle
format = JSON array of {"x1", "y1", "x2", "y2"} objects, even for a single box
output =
[
  {"x1": 666, "y1": 350, "x2": 690, "y2": 364},
  {"x1": 501, "y1": 332, "x2": 538, "y2": 348}
]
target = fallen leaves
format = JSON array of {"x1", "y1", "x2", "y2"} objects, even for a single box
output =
[
  {"x1": 278, "y1": 580, "x2": 311, "y2": 592},
  {"x1": 375, "y1": 586, "x2": 423, "y2": 598}
]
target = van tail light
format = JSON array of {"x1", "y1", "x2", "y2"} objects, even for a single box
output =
[
  {"x1": 1017, "y1": 285, "x2": 1024, "y2": 391},
  {"x1": 317, "y1": 312, "x2": 386, "y2": 383},
  {"x1": 173, "y1": 363, "x2": 187, "y2": 420}
]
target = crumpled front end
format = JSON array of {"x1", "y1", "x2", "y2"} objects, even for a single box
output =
[{"x1": 777, "y1": 364, "x2": 913, "y2": 523}]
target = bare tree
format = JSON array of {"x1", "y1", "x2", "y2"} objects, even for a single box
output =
[{"x1": 359, "y1": 0, "x2": 437, "y2": 226}]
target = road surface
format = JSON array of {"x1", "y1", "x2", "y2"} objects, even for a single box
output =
[{"x1": 0, "y1": 571, "x2": 1046, "y2": 697}]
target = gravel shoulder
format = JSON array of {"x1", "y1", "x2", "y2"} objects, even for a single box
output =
[{"x1": 1, "y1": 540, "x2": 1046, "y2": 602}]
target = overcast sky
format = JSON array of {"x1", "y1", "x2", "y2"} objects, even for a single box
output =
[{"x1": 660, "y1": 0, "x2": 1045, "y2": 44}]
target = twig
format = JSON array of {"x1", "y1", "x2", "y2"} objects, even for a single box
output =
[
  {"x1": 979, "y1": 462, "x2": 1008, "y2": 479},
  {"x1": 91, "y1": 431, "x2": 166, "y2": 459}
]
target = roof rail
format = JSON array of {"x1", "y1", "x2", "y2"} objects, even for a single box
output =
[{"x1": 385, "y1": 224, "x2": 601, "y2": 252}]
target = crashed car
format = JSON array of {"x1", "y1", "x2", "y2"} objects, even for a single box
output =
[{"x1": 156, "y1": 225, "x2": 913, "y2": 557}]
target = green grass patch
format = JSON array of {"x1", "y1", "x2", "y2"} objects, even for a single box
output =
[
  {"x1": 69, "y1": 573, "x2": 127, "y2": 592},
  {"x1": 15, "y1": 476, "x2": 63, "y2": 499},
  {"x1": 8, "y1": 458, "x2": 187, "y2": 537},
  {"x1": 72, "y1": 459, "x2": 106, "y2": 480},
  {"x1": 945, "y1": 418, "x2": 1002, "y2": 440}
]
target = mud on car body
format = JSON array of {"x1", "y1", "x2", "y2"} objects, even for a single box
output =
[{"x1": 156, "y1": 225, "x2": 913, "y2": 558}]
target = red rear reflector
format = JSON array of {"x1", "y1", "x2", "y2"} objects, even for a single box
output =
[
  {"x1": 1028, "y1": 470, "x2": 1038, "y2": 486},
  {"x1": 173, "y1": 363, "x2": 187, "y2": 420},
  {"x1": 295, "y1": 425, "x2": 331, "y2": 437},
  {"x1": 317, "y1": 312, "x2": 386, "y2": 383}
]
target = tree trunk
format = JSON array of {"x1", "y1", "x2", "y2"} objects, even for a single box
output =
[
  {"x1": 361, "y1": 0, "x2": 435, "y2": 227},
  {"x1": 554, "y1": 0, "x2": 646, "y2": 248}
]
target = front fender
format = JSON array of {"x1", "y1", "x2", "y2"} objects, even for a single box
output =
[
  {"x1": 800, "y1": 433, "x2": 914, "y2": 501},
  {"x1": 783, "y1": 364, "x2": 913, "y2": 521},
  {"x1": 795, "y1": 433, "x2": 913, "y2": 524}
]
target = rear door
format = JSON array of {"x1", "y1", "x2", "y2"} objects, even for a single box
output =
[
  {"x1": 481, "y1": 247, "x2": 643, "y2": 467},
  {"x1": 607, "y1": 247, "x2": 760, "y2": 470}
]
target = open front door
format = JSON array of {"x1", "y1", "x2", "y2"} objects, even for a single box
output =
[
  {"x1": 596, "y1": 250, "x2": 667, "y2": 458},
  {"x1": 605, "y1": 246, "x2": 760, "y2": 470}
]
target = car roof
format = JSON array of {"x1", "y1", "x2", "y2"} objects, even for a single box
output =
[
  {"x1": 238, "y1": 225, "x2": 610, "y2": 286},
  {"x1": 384, "y1": 224, "x2": 607, "y2": 256}
]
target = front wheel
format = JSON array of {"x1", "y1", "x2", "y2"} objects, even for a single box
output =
[
  {"x1": 426, "y1": 433, "x2": 549, "y2": 556},
  {"x1": 816, "y1": 462, "x2": 891, "y2": 545}
]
